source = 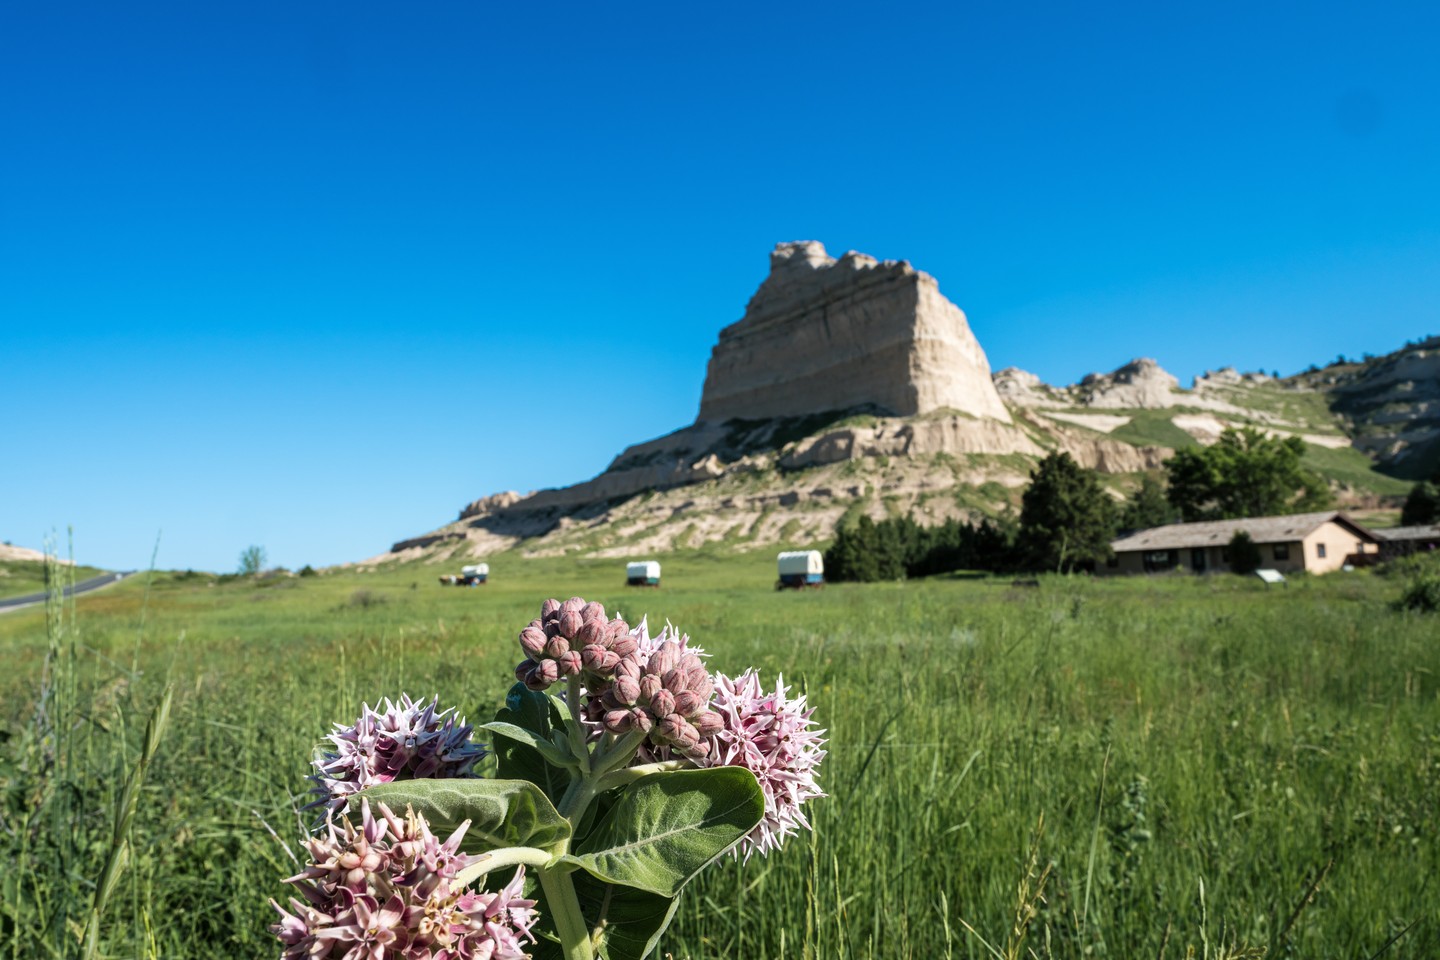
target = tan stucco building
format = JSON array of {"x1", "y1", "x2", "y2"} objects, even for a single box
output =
[{"x1": 1106, "y1": 512, "x2": 1380, "y2": 576}]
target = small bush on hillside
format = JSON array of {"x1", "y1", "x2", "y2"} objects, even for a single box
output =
[
  {"x1": 1397, "y1": 573, "x2": 1440, "y2": 613},
  {"x1": 1227, "y1": 531, "x2": 1263, "y2": 576},
  {"x1": 1378, "y1": 551, "x2": 1440, "y2": 579},
  {"x1": 298, "y1": 564, "x2": 317, "y2": 577},
  {"x1": 347, "y1": 589, "x2": 386, "y2": 608}
]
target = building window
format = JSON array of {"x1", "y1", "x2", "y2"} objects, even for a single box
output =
[
  {"x1": 1273, "y1": 544, "x2": 1290, "y2": 561},
  {"x1": 1143, "y1": 550, "x2": 1178, "y2": 572},
  {"x1": 1317, "y1": 543, "x2": 1327, "y2": 559}
]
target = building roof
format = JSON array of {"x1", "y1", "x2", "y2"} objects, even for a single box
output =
[
  {"x1": 1111, "y1": 512, "x2": 1376, "y2": 552},
  {"x1": 1372, "y1": 524, "x2": 1440, "y2": 542}
]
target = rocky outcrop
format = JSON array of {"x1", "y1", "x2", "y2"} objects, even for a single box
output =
[
  {"x1": 993, "y1": 367, "x2": 1056, "y2": 407},
  {"x1": 778, "y1": 416, "x2": 1043, "y2": 470},
  {"x1": 697, "y1": 242, "x2": 1011, "y2": 423},
  {"x1": 1195, "y1": 367, "x2": 1273, "y2": 387},
  {"x1": 994, "y1": 358, "x2": 1186, "y2": 410},
  {"x1": 459, "y1": 491, "x2": 527, "y2": 520},
  {"x1": 1076, "y1": 358, "x2": 1181, "y2": 409},
  {"x1": 0, "y1": 543, "x2": 71, "y2": 564},
  {"x1": 1313, "y1": 336, "x2": 1440, "y2": 476}
]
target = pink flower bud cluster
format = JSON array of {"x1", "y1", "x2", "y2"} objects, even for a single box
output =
[
  {"x1": 311, "y1": 695, "x2": 485, "y2": 817},
  {"x1": 694, "y1": 669, "x2": 827, "y2": 859},
  {"x1": 513, "y1": 597, "x2": 636, "y2": 691},
  {"x1": 598, "y1": 637, "x2": 723, "y2": 757},
  {"x1": 272, "y1": 799, "x2": 537, "y2": 959}
]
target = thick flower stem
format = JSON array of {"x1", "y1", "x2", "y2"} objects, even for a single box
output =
[
  {"x1": 454, "y1": 846, "x2": 554, "y2": 887},
  {"x1": 565, "y1": 676, "x2": 591, "y2": 775},
  {"x1": 594, "y1": 759, "x2": 688, "y2": 794},
  {"x1": 559, "y1": 730, "x2": 649, "y2": 824},
  {"x1": 591, "y1": 729, "x2": 646, "y2": 778},
  {"x1": 557, "y1": 777, "x2": 594, "y2": 820},
  {"x1": 539, "y1": 866, "x2": 594, "y2": 960}
]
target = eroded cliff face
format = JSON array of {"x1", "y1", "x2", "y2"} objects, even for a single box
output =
[
  {"x1": 1301, "y1": 337, "x2": 1440, "y2": 476},
  {"x1": 697, "y1": 242, "x2": 1011, "y2": 423}
]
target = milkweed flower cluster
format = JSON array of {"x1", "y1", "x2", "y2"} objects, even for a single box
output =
[
  {"x1": 310, "y1": 695, "x2": 486, "y2": 816},
  {"x1": 272, "y1": 799, "x2": 536, "y2": 960},
  {"x1": 518, "y1": 598, "x2": 824, "y2": 849},
  {"x1": 698, "y1": 669, "x2": 827, "y2": 858},
  {"x1": 275, "y1": 593, "x2": 825, "y2": 959},
  {"x1": 521, "y1": 602, "x2": 725, "y2": 758}
]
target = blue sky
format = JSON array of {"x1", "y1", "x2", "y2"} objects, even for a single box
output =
[{"x1": 3, "y1": 1, "x2": 1437, "y2": 572}]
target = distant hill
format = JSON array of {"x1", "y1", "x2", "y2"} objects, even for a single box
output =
[
  {"x1": 0, "y1": 542, "x2": 72, "y2": 564},
  {"x1": 369, "y1": 243, "x2": 1434, "y2": 565}
]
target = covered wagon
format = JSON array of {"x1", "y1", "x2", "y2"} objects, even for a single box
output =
[
  {"x1": 626, "y1": 560, "x2": 661, "y2": 587},
  {"x1": 777, "y1": 550, "x2": 824, "y2": 589}
]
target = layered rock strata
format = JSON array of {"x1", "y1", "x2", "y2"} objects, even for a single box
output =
[{"x1": 697, "y1": 242, "x2": 1011, "y2": 423}]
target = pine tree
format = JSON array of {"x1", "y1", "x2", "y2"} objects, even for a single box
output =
[
  {"x1": 1016, "y1": 452, "x2": 1117, "y2": 573},
  {"x1": 1400, "y1": 474, "x2": 1440, "y2": 527},
  {"x1": 1119, "y1": 474, "x2": 1176, "y2": 531}
]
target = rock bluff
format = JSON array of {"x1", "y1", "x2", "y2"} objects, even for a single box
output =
[{"x1": 697, "y1": 241, "x2": 1011, "y2": 423}]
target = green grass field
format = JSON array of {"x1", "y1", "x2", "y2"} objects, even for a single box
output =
[{"x1": 2, "y1": 553, "x2": 1436, "y2": 958}]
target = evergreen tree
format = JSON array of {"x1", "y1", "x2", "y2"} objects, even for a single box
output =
[
  {"x1": 1400, "y1": 474, "x2": 1440, "y2": 527},
  {"x1": 1016, "y1": 452, "x2": 1117, "y2": 573},
  {"x1": 1119, "y1": 474, "x2": 1177, "y2": 531},
  {"x1": 824, "y1": 512, "x2": 1019, "y2": 581},
  {"x1": 1226, "y1": 530, "x2": 1262, "y2": 575}
]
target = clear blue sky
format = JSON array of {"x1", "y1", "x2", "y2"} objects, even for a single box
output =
[{"x1": 3, "y1": 1, "x2": 1437, "y2": 572}]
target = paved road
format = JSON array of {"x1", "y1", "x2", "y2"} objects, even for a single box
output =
[{"x1": 0, "y1": 571, "x2": 134, "y2": 613}]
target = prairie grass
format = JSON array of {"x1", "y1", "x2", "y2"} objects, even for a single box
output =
[{"x1": 0, "y1": 553, "x2": 1436, "y2": 958}]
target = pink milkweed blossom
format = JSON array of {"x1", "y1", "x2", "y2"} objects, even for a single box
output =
[
  {"x1": 271, "y1": 799, "x2": 537, "y2": 959},
  {"x1": 629, "y1": 617, "x2": 706, "y2": 662},
  {"x1": 310, "y1": 695, "x2": 485, "y2": 818},
  {"x1": 698, "y1": 669, "x2": 826, "y2": 859}
]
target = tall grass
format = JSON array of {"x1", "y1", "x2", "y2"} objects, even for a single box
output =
[
  {"x1": 1, "y1": 540, "x2": 173, "y2": 959},
  {"x1": 1, "y1": 553, "x2": 1436, "y2": 957}
]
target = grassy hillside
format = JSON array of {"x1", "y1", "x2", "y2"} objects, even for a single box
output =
[
  {"x1": 2, "y1": 555, "x2": 1436, "y2": 958},
  {"x1": 0, "y1": 558, "x2": 106, "y2": 600}
]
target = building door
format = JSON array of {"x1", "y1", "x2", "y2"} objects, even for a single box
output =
[{"x1": 1192, "y1": 548, "x2": 1207, "y2": 573}]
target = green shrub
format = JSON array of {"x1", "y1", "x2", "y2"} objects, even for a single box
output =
[
  {"x1": 1227, "y1": 530, "x2": 1263, "y2": 576},
  {"x1": 1398, "y1": 573, "x2": 1440, "y2": 612}
]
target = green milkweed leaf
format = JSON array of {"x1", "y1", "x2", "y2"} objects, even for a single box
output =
[
  {"x1": 359, "y1": 777, "x2": 571, "y2": 854},
  {"x1": 561, "y1": 766, "x2": 763, "y2": 897},
  {"x1": 493, "y1": 683, "x2": 572, "y2": 803}
]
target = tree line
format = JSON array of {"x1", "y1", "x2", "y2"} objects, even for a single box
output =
[{"x1": 826, "y1": 426, "x2": 1346, "y2": 581}]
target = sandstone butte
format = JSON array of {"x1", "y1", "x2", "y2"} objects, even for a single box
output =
[{"x1": 697, "y1": 241, "x2": 1012, "y2": 423}]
